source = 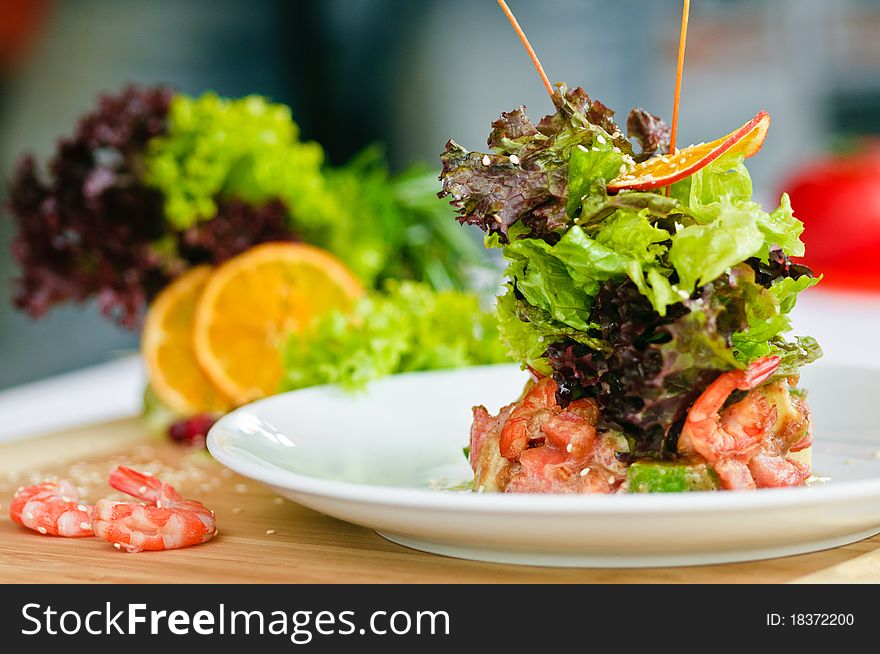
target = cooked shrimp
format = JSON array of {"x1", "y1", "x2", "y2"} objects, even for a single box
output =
[
  {"x1": 92, "y1": 466, "x2": 216, "y2": 553},
  {"x1": 499, "y1": 377, "x2": 558, "y2": 460},
  {"x1": 9, "y1": 481, "x2": 93, "y2": 537},
  {"x1": 677, "y1": 356, "x2": 780, "y2": 463}
]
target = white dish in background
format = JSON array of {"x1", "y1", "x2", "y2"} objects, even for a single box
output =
[{"x1": 207, "y1": 362, "x2": 880, "y2": 568}]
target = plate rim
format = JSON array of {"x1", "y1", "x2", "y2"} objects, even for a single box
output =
[{"x1": 207, "y1": 363, "x2": 880, "y2": 516}]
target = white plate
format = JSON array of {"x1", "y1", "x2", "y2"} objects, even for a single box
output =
[{"x1": 207, "y1": 362, "x2": 880, "y2": 567}]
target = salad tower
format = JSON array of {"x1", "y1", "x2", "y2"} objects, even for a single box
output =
[{"x1": 440, "y1": 85, "x2": 822, "y2": 493}]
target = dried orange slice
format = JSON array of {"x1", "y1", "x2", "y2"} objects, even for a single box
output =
[
  {"x1": 142, "y1": 266, "x2": 233, "y2": 415},
  {"x1": 608, "y1": 111, "x2": 770, "y2": 192},
  {"x1": 193, "y1": 242, "x2": 364, "y2": 404}
]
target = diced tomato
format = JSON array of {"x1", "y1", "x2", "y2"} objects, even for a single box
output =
[
  {"x1": 749, "y1": 455, "x2": 810, "y2": 488},
  {"x1": 713, "y1": 459, "x2": 757, "y2": 490}
]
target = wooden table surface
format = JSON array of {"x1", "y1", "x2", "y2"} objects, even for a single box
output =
[{"x1": 1, "y1": 417, "x2": 878, "y2": 584}]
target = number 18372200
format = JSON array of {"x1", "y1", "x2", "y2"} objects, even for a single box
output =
[{"x1": 766, "y1": 614, "x2": 854, "y2": 627}]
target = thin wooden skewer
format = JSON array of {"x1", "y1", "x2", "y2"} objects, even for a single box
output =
[
  {"x1": 496, "y1": 0, "x2": 554, "y2": 97},
  {"x1": 669, "y1": 0, "x2": 691, "y2": 156},
  {"x1": 666, "y1": 0, "x2": 691, "y2": 195}
]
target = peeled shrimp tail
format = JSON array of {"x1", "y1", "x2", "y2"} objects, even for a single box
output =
[
  {"x1": 735, "y1": 355, "x2": 781, "y2": 390},
  {"x1": 108, "y1": 465, "x2": 182, "y2": 505}
]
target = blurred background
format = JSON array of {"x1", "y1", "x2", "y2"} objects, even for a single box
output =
[{"x1": 2, "y1": 0, "x2": 880, "y2": 390}]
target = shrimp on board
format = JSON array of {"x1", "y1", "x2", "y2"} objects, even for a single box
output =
[
  {"x1": 92, "y1": 466, "x2": 216, "y2": 553},
  {"x1": 9, "y1": 481, "x2": 93, "y2": 537}
]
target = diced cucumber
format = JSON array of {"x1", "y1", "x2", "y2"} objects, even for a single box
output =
[{"x1": 626, "y1": 459, "x2": 718, "y2": 493}]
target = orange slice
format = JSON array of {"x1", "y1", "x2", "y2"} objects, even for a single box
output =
[
  {"x1": 142, "y1": 266, "x2": 233, "y2": 415},
  {"x1": 608, "y1": 111, "x2": 770, "y2": 192},
  {"x1": 193, "y1": 242, "x2": 364, "y2": 404}
]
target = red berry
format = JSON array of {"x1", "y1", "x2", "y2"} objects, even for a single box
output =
[{"x1": 168, "y1": 413, "x2": 217, "y2": 446}]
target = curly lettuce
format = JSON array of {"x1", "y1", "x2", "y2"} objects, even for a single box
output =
[
  {"x1": 145, "y1": 93, "x2": 330, "y2": 231},
  {"x1": 279, "y1": 281, "x2": 509, "y2": 392},
  {"x1": 146, "y1": 94, "x2": 487, "y2": 290}
]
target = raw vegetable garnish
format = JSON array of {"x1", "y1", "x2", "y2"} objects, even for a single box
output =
[
  {"x1": 279, "y1": 281, "x2": 509, "y2": 392},
  {"x1": 440, "y1": 89, "x2": 821, "y2": 454},
  {"x1": 6, "y1": 86, "x2": 487, "y2": 328}
]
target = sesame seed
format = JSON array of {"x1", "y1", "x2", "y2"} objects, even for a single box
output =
[
  {"x1": 509, "y1": 154, "x2": 520, "y2": 165},
  {"x1": 114, "y1": 543, "x2": 121, "y2": 550},
  {"x1": 608, "y1": 476, "x2": 615, "y2": 484},
  {"x1": 494, "y1": 215, "x2": 503, "y2": 224},
  {"x1": 213, "y1": 529, "x2": 219, "y2": 537},
  {"x1": 611, "y1": 131, "x2": 621, "y2": 139},
  {"x1": 679, "y1": 158, "x2": 686, "y2": 165},
  {"x1": 25, "y1": 512, "x2": 34, "y2": 520},
  {"x1": 77, "y1": 504, "x2": 88, "y2": 512},
  {"x1": 265, "y1": 529, "x2": 276, "y2": 535},
  {"x1": 234, "y1": 484, "x2": 248, "y2": 494},
  {"x1": 660, "y1": 156, "x2": 670, "y2": 163},
  {"x1": 37, "y1": 526, "x2": 47, "y2": 534},
  {"x1": 619, "y1": 164, "x2": 627, "y2": 174},
  {"x1": 596, "y1": 135, "x2": 606, "y2": 145},
  {"x1": 138, "y1": 485, "x2": 147, "y2": 495},
  {"x1": 80, "y1": 522, "x2": 91, "y2": 530},
  {"x1": 578, "y1": 144, "x2": 589, "y2": 152},
  {"x1": 580, "y1": 468, "x2": 591, "y2": 477},
  {"x1": 481, "y1": 155, "x2": 491, "y2": 166},
  {"x1": 566, "y1": 443, "x2": 573, "y2": 453},
  {"x1": 612, "y1": 146, "x2": 621, "y2": 154},
  {"x1": 156, "y1": 501, "x2": 162, "y2": 508}
]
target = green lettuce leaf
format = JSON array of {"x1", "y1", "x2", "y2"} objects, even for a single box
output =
[
  {"x1": 567, "y1": 142, "x2": 626, "y2": 216},
  {"x1": 731, "y1": 269, "x2": 821, "y2": 360},
  {"x1": 759, "y1": 193, "x2": 806, "y2": 258},
  {"x1": 146, "y1": 93, "x2": 330, "y2": 230},
  {"x1": 495, "y1": 288, "x2": 604, "y2": 374},
  {"x1": 503, "y1": 226, "x2": 634, "y2": 329},
  {"x1": 674, "y1": 152, "x2": 805, "y2": 259},
  {"x1": 670, "y1": 209, "x2": 764, "y2": 293},
  {"x1": 771, "y1": 336, "x2": 824, "y2": 378},
  {"x1": 279, "y1": 281, "x2": 509, "y2": 392}
]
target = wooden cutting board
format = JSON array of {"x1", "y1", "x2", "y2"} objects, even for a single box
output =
[{"x1": 1, "y1": 417, "x2": 878, "y2": 584}]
